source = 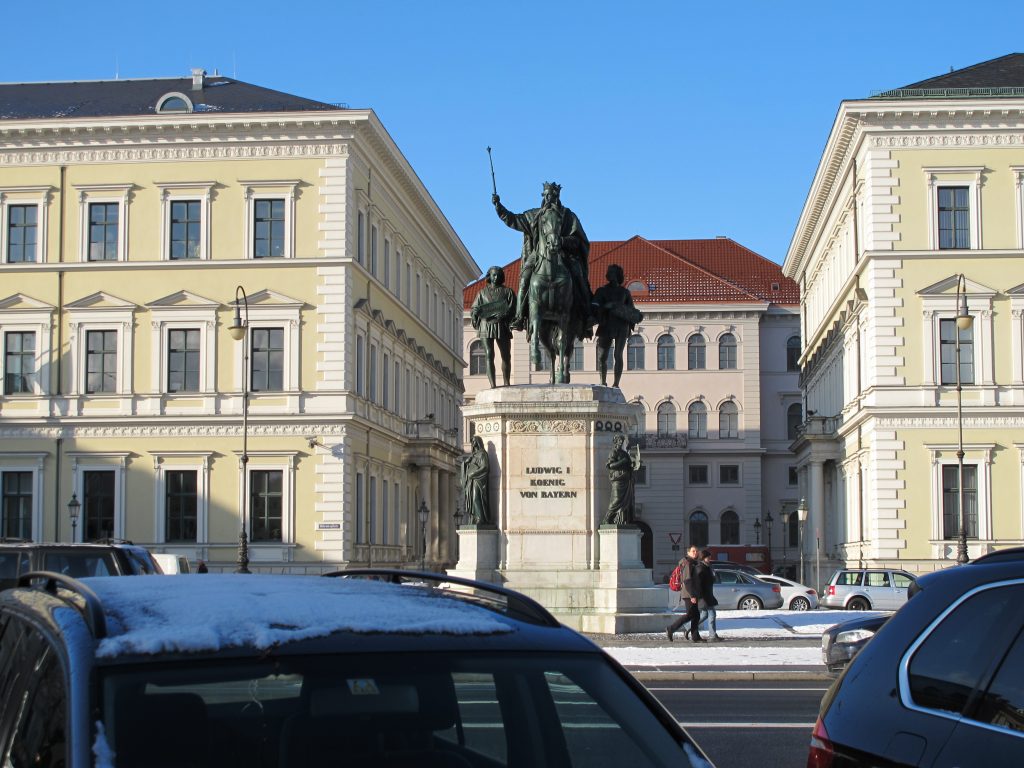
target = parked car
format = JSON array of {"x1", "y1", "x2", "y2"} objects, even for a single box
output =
[
  {"x1": 152, "y1": 552, "x2": 192, "y2": 574},
  {"x1": 758, "y1": 574, "x2": 819, "y2": 610},
  {"x1": 709, "y1": 560, "x2": 764, "y2": 577},
  {"x1": 820, "y1": 613, "x2": 889, "y2": 674},
  {"x1": 0, "y1": 540, "x2": 162, "y2": 590},
  {"x1": 0, "y1": 569, "x2": 715, "y2": 767},
  {"x1": 819, "y1": 567, "x2": 916, "y2": 610},
  {"x1": 713, "y1": 568, "x2": 783, "y2": 610},
  {"x1": 810, "y1": 552, "x2": 1024, "y2": 766}
]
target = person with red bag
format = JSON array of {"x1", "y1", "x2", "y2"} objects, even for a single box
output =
[{"x1": 666, "y1": 545, "x2": 703, "y2": 642}]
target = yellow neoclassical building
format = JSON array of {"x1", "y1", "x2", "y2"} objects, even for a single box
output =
[
  {"x1": 0, "y1": 70, "x2": 478, "y2": 572},
  {"x1": 784, "y1": 54, "x2": 1024, "y2": 582}
]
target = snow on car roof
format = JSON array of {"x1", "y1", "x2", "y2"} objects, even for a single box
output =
[{"x1": 84, "y1": 574, "x2": 515, "y2": 658}]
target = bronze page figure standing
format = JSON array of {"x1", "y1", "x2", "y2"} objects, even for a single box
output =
[
  {"x1": 470, "y1": 266, "x2": 516, "y2": 388},
  {"x1": 593, "y1": 264, "x2": 643, "y2": 388},
  {"x1": 461, "y1": 436, "x2": 491, "y2": 525},
  {"x1": 604, "y1": 432, "x2": 640, "y2": 525}
]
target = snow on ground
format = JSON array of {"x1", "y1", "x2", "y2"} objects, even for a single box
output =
[{"x1": 601, "y1": 608, "x2": 885, "y2": 667}]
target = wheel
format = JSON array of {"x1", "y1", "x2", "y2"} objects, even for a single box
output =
[
  {"x1": 847, "y1": 597, "x2": 870, "y2": 611},
  {"x1": 738, "y1": 595, "x2": 764, "y2": 611},
  {"x1": 790, "y1": 596, "x2": 811, "y2": 611}
]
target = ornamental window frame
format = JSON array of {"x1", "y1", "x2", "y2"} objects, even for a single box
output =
[
  {"x1": 67, "y1": 453, "x2": 130, "y2": 542},
  {"x1": 146, "y1": 292, "x2": 219, "y2": 397},
  {"x1": 1013, "y1": 166, "x2": 1024, "y2": 249},
  {"x1": 65, "y1": 296, "x2": 136, "y2": 397},
  {"x1": 0, "y1": 186, "x2": 51, "y2": 264},
  {"x1": 0, "y1": 455, "x2": 46, "y2": 541},
  {"x1": 74, "y1": 183, "x2": 133, "y2": 262},
  {"x1": 0, "y1": 296, "x2": 53, "y2": 398},
  {"x1": 923, "y1": 167, "x2": 984, "y2": 251},
  {"x1": 241, "y1": 180, "x2": 299, "y2": 260},
  {"x1": 238, "y1": 452, "x2": 298, "y2": 546},
  {"x1": 231, "y1": 291, "x2": 302, "y2": 394},
  {"x1": 152, "y1": 452, "x2": 212, "y2": 545},
  {"x1": 926, "y1": 443, "x2": 994, "y2": 550},
  {"x1": 156, "y1": 182, "x2": 214, "y2": 261},
  {"x1": 919, "y1": 276, "x2": 995, "y2": 388}
]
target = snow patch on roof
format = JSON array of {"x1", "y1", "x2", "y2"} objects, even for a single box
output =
[{"x1": 86, "y1": 575, "x2": 514, "y2": 658}]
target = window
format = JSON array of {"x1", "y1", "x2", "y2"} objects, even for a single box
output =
[
  {"x1": 383, "y1": 239, "x2": 390, "y2": 288},
  {"x1": 469, "y1": 341, "x2": 486, "y2": 376},
  {"x1": 368, "y1": 344, "x2": 377, "y2": 404},
  {"x1": 657, "y1": 334, "x2": 675, "y2": 370},
  {"x1": 787, "y1": 403, "x2": 802, "y2": 440},
  {"x1": 166, "y1": 329, "x2": 200, "y2": 393},
  {"x1": 357, "y1": 211, "x2": 365, "y2": 265},
  {"x1": 719, "y1": 401, "x2": 738, "y2": 439},
  {"x1": 83, "y1": 469, "x2": 115, "y2": 541},
  {"x1": 381, "y1": 477, "x2": 389, "y2": 544},
  {"x1": 88, "y1": 202, "x2": 119, "y2": 261},
  {"x1": 382, "y1": 353, "x2": 390, "y2": 410},
  {"x1": 156, "y1": 94, "x2": 190, "y2": 112},
  {"x1": 250, "y1": 469, "x2": 283, "y2": 542},
  {"x1": 865, "y1": 571, "x2": 890, "y2": 588},
  {"x1": 1, "y1": 471, "x2": 32, "y2": 539},
  {"x1": 393, "y1": 482, "x2": 400, "y2": 547},
  {"x1": 942, "y1": 464, "x2": 978, "y2": 539},
  {"x1": 535, "y1": 352, "x2": 551, "y2": 372},
  {"x1": 356, "y1": 335, "x2": 365, "y2": 396},
  {"x1": 786, "y1": 336, "x2": 801, "y2": 372},
  {"x1": 720, "y1": 510, "x2": 739, "y2": 545},
  {"x1": 355, "y1": 472, "x2": 364, "y2": 545},
  {"x1": 688, "y1": 465, "x2": 708, "y2": 485},
  {"x1": 688, "y1": 335, "x2": 706, "y2": 370},
  {"x1": 626, "y1": 335, "x2": 644, "y2": 370},
  {"x1": 938, "y1": 186, "x2": 971, "y2": 249},
  {"x1": 569, "y1": 341, "x2": 584, "y2": 371},
  {"x1": 168, "y1": 200, "x2": 201, "y2": 260},
  {"x1": 939, "y1": 319, "x2": 974, "y2": 385},
  {"x1": 6, "y1": 205, "x2": 37, "y2": 263},
  {"x1": 395, "y1": 249, "x2": 402, "y2": 298},
  {"x1": 369, "y1": 476, "x2": 377, "y2": 544},
  {"x1": 4, "y1": 331, "x2": 35, "y2": 394},
  {"x1": 908, "y1": 584, "x2": 1024, "y2": 715},
  {"x1": 719, "y1": 333, "x2": 737, "y2": 369},
  {"x1": 253, "y1": 199, "x2": 285, "y2": 258},
  {"x1": 656, "y1": 401, "x2": 676, "y2": 436},
  {"x1": 86, "y1": 330, "x2": 117, "y2": 394},
  {"x1": 165, "y1": 470, "x2": 198, "y2": 542},
  {"x1": 243, "y1": 181, "x2": 297, "y2": 259},
  {"x1": 787, "y1": 511, "x2": 799, "y2": 547},
  {"x1": 973, "y1": 608, "x2": 1024, "y2": 733},
  {"x1": 720, "y1": 465, "x2": 739, "y2": 485},
  {"x1": 788, "y1": 466, "x2": 798, "y2": 486},
  {"x1": 251, "y1": 328, "x2": 284, "y2": 392},
  {"x1": 688, "y1": 402, "x2": 707, "y2": 438},
  {"x1": 370, "y1": 226, "x2": 378, "y2": 276},
  {"x1": 689, "y1": 511, "x2": 708, "y2": 548}
]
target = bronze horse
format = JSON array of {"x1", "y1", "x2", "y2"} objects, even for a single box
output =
[{"x1": 526, "y1": 236, "x2": 580, "y2": 384}]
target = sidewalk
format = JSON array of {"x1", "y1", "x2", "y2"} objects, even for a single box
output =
[{"x1": 582, "y1": 608, "x2": 854, "y2": 681}]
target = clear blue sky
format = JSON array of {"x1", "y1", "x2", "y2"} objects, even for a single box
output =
[{"x1": 3, "y1": 1, "x2": 1023, "y2": 275}]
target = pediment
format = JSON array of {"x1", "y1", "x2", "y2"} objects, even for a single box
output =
[
  {"x1": 1008, "y1": 283, "x2": 1024, "y2": 295},
  {"x1": 146, "y1": 290, "x2": 220, "y2": 309},
  {"x1": 247, "y1": 289, "x2": 303, "y2": 308},
  {"x1": 917, "y1": 275, "x2": 997, "y2": 297},
  {"x1": 0, "y1": 293, "x2": 55, "y2": 312},
  {"x1": 65, "y1": 291, "x2": 138, "y2": 310}
]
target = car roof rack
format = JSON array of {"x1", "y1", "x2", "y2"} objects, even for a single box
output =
[
  {"x1": 16, "y1": 571, "x2": 108, "y2": 639},
  {"x1": 89, "y1": 537, "x2": 135, "y2": 546},
  {"x1": 324, "y1": 568, "x2": 561, "y2": 628}
]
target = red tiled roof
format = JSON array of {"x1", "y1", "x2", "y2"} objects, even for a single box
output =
[{"x1": 463, "y1": 236, "x2": 799, "y2": 309}]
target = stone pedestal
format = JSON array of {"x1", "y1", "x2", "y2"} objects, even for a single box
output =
[
  {"x1": 448, "y1": 525, "x2": 499, "y2": 583},
  {"x1": 450, "y1": 385, "x2": 670, "y2": 633}
]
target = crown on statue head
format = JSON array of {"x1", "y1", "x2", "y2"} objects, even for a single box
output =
[{"x1": 543, "y1": 181, "x2": 562, "y2": 194}]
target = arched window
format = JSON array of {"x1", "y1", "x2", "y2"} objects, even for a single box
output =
[
  {"x1": 627, "y1": 335, "x2": 645, "y2": 370},
  {"x1": 469, "y1": 341, "x2": 486, "y2": 376},
  {"x1": 688, "y1": 402, "x2": 707, "y2": 439},
  {"x1": 657, "y1": 401, "x2": 676, "y2": 436},
  {"x1": 657, "y1": 334, "x2": 675, "y2": 370},
  {"x1": 787, "y1": 403, "x2": 803, "y2": 440},
  {"x1": 720, "y1": 510, "x2": 739, "y2": 545},
  {"x1": 786, "y1": 336, "x2": 801, "y2": 372},
  {"x1": 719, "y1": 401, "x2": 738, "y2": 439},
  {"x1": 719, "y1": 333, "x2": 737, "y2": 370},
  {"x1": 788, "y1": 510, "x2": 800, "y2": 547},
  {"x1": 569, "y1": 340, "x2": 584, "y2": 371},
  {"x1": 156, "y1": 93, "x2": 192, "y2": 113},
  {"x1": 688, "y1": 335, "x2": 706, "y2": 370},
  {"x1": 689, "y1": 511, "x2": 709, "y2": 548}
]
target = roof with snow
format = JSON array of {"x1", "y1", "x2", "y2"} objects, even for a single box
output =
[
  {"x1": 0, "y1": 74, "x2": 341, "y2": 120},
  {"x1": 464, "y1": 235, "x2": 798, "y2": 309}
]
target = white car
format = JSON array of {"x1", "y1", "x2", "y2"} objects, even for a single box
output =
[{"x1": 758, "y1": 574, "x2": 819, "y2": 610}]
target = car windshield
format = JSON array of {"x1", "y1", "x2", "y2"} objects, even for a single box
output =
[{"x1": 99, "y1": 651, "x2": 702, "y2": 768}]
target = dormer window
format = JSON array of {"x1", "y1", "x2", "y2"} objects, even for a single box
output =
[{"x1": 156, "y1": 93, "x2": 193, "y2": 114}]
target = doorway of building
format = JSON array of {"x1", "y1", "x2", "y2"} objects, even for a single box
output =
[{"x1": 634, "y1": 521, "x2": 654, "y2": 569}]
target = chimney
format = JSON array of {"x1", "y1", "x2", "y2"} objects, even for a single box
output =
[{"x1": 191, "y1": 68, "x2": 206, "y2": 91}]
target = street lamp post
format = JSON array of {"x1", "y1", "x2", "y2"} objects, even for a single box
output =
[
  {"x1": 954, "y1": 275, "x2": 973, "y2": 565},
  {"x1": 228, "y1": 286, "x2": 251, "y2": 574},
  {"x1": 67, "y1": 493, "x2": 80, "y2": 542},
  {"x1": 418, "y1": 501, "x2": 429, "y2": 571},
  {"x1": 797, "y1": 498, "x2": 809, "y2": 587},
  {"x1": 765, "y1": 512, "x2": 774, "y2": 572},
  {"x1": 753, "y1": 518, "x2": 761, "y2": 545}
]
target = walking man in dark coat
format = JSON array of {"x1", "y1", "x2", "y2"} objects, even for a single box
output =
[{"x1": 666, "y1": 545, "x2": 704, "y2": 642}]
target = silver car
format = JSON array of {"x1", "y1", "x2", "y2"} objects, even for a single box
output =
[
  {"x1": 713, "y1": 568, "x2": 784, "y2": 610},
  {"x1": 820, "y1": 567, "x2": 916, "y2": 610}
]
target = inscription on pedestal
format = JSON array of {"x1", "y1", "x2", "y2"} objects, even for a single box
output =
[{"x1": 521, "y1": 465, "x2": 578, "y2": 499}]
